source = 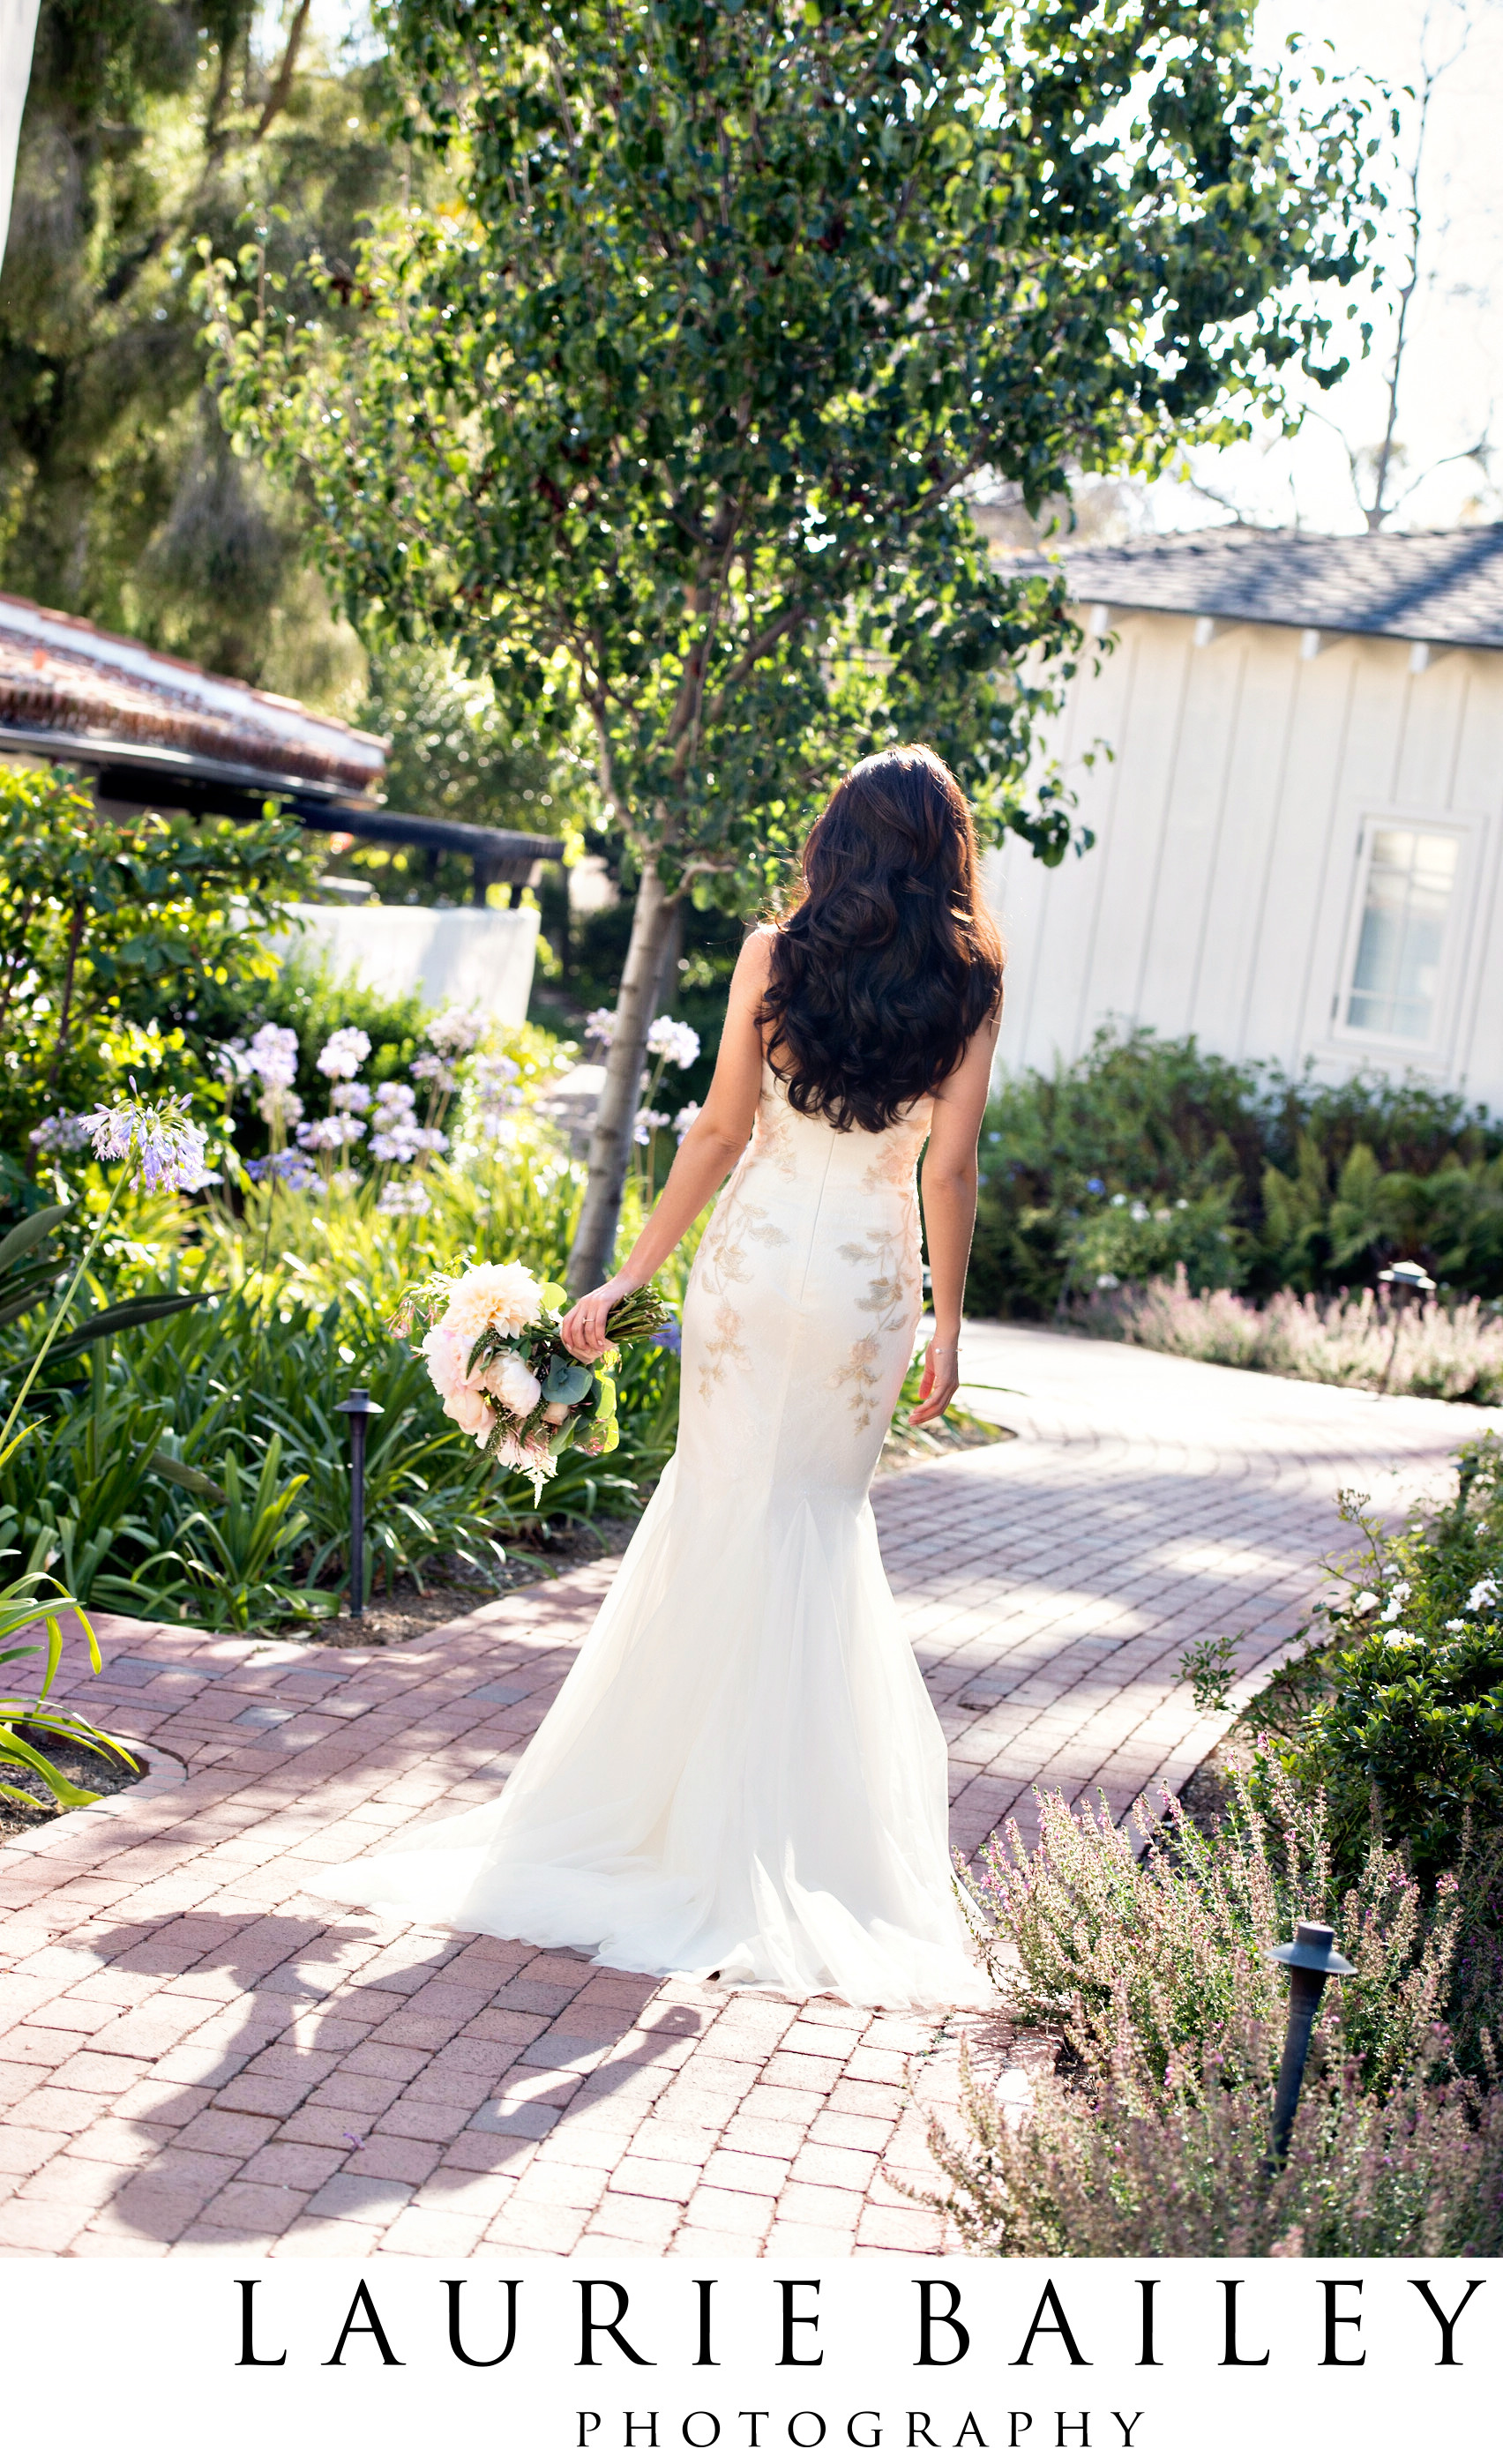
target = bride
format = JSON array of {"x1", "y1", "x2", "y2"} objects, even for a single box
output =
[{"x1": 320, "y1": 743, "x2": 1001, "y2": 2005}]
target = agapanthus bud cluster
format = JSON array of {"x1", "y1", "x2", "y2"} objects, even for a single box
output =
[
  {"x1": 647, "y1": 1015, "x2": 700, "y2": 1071},
  {"x1": 317, "y1": 1027, "x2": 372, "y2": 1081},
  {"x1": 633, "y1": 1109, "x2": 670, "y2": 1146},
  {"x1": 297, "y1": 1115, "x2": 368, "y2": 1154},
  {"x1": 29, "y1": 1112, "x2": 96, "y2": 1154},
  {"x1": 426, "y1": 1004, "x2": 487, "y2": 1057}
]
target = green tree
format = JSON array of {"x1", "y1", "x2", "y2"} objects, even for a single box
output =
[
  {"x1": 205, "y1": 0, "x2": 1380, "y2": 1288},
  {"x1": 0, "y1": 0, "x2": 392, "y2": 700}
]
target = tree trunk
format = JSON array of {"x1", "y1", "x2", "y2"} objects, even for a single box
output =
[{"x1": 566, "y1": 862, "x2": 678, "y2": 1294}]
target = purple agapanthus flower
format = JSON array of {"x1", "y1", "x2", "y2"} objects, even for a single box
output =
[
  {"x1": 81, "y1": 1086, "x2": 209, "y2": 1194},
  {"x1": 653, "y1": 1320, "x2": 683, "y2": 1357}
]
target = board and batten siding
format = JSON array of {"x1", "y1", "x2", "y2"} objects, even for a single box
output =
[{"x1": 983, "y1": 608, "x2": 1503, "y2": 1114}]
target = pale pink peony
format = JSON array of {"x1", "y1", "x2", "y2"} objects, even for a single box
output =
[
  {"x1": 421, "y1": 1323, "x2": 468, "y2": 1396},
  {"x1": 482, "y1": 1351, "x2": 542, "y2": 1417},
  {"x1": 442, "y1": 1384, "x2": 496, "y2": 1443},
  {"x1": 439, "y1": 1260, "x2": 544, "y2": 1349}
]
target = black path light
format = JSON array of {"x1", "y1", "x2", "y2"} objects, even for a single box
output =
[
  {"x1": 1376, "y1": 1257, "x2": 1437, "y2": 1393},
  {"x1": 1268, "y1": 1920, "x2": 1355, "y2": 2163},
  {"x1": 334, "y1": 1387, "x2": 384, "y2": 1618}
]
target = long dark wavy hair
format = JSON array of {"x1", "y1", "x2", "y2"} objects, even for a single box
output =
[{"x1": 758, "y1": 744, "x2": 1004, "y2": 1133}]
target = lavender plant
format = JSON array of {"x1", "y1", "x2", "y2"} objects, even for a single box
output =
[
  {"x1": 923, "y1": 1774, "x2": 1502, "y2": 2256},
  {"x1": 1073, "y1": 1267, "x2": 1503, "y2": 1404}
]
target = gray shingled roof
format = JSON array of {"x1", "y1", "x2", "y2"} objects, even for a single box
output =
[{"x1": 1009, "y1": 525, "x2": 1503, "y2": 652}]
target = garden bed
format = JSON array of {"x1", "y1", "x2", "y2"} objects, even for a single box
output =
[
  {"x1": 275, "y1": 1517, "x2": 644, "y2": 1650},
  {"x1": 0, "y1": 1733, "x2": 151, "y2": 1848}
]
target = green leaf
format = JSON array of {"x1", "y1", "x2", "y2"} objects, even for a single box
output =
[
  {"x1": 50, "y1": 1289, "x2": 221, "y2": 1361},
  {"x1": 147, "y1": 1452, "x2": 228, "y2": 1504},
  {"x1": 0, "y1": 1205, "x2": 71, "y2": 1280},
  {"x1": 543, "y1": 1357, "x2": 594, "y2": 1406}
]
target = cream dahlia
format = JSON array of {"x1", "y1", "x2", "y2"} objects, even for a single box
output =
[{"x1": 438, "y1": 1260, "x2": 545, "y2": 1348}]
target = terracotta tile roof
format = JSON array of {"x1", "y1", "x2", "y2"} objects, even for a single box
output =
[
  {"x1": 0, "y1": 592, "x2": 386, "y2": 795},
  {"x1": 1006, "y1": 524, "x2": 1503, "y2": 651}
]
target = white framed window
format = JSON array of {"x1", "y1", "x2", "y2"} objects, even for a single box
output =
[{"x1": 1340, "y1": 818, "x2": 1463, "y2": 1049}]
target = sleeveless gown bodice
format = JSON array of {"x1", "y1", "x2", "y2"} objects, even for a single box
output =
[{"x1": 316, "y1": 1064, "x2": 977, "y2": 2006}]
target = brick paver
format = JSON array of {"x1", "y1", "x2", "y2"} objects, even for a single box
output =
[{"x1": 0, "y1": 1325, "x2": 1493, "y2": 2259}]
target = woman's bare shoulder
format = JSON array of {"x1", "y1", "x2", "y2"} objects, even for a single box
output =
[{"x1": 736, "y1": 922, "x2": 779, "y2": 979}]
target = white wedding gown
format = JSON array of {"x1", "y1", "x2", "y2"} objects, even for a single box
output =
[{"x1": 318, "y1": 1063, "x2": 978, "y2": 2005}]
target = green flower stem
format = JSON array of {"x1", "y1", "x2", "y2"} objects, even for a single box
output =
[{"x1": 0, "y1": 1165, "x2": 127, "y2": 1460}]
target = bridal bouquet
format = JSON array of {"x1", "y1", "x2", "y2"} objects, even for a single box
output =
[{"x1": 393, "y1": 1258, "x2": 671, "y2": 1502}]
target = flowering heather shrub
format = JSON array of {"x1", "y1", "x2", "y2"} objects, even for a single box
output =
[
  {"x1": 925, "y1": 1777, "x2": 1503, "y2": 2255},
  {"x1": 965, "y1": 1771, "x2": 1457, "y2": 2099},
  {"x1": 1074, "y1": 1266, "x2": 1503, "y2": 1404},
  {"x1": 923, "y1": 2020, "x2": 1503, "y2": 2256}
]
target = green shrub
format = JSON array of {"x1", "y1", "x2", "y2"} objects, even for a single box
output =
[
  {"x1": 0, "y1": 764, "x2": 312, "y2": 1196},
  {"x1": 967, "y1": 1025, "x2": 1503, "y2": 1318},
  {"x1": 1252, "y1": 1437, "x2": 1503, "y2": 1884}
]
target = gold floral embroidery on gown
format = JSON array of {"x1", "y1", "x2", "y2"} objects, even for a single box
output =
[{"x1": 313, "y1": 1057, "x2": 978, "y2": 2011}]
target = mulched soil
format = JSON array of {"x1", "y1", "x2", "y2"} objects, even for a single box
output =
[
  {"x1": 0, "y1": 1729, "x2": 149, "y2": 1848},
  {"x1": 265, "y1": 1514, "x2": 644, "y2": 1653}
]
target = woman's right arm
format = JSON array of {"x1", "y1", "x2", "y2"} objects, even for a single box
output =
[{"x1": 560, "y1": 929, "x2": 773, "y2": 1361}]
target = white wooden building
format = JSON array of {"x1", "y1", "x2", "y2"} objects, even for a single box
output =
[{"x1": 984, "y1": 526, "x2": 1503, "y2": 1111}]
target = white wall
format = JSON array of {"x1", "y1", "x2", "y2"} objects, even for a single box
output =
[
  {"x1": 280, "y1": 902, "x2": 541, "y2": 1026},
  {"x1": 984, "y1": 609, "x2": 1503, "y2": 1113}
]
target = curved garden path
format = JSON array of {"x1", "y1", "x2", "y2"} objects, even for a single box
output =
[{"x1": 0, "y1": 1326, "x2": 1494, "y2": 2260}]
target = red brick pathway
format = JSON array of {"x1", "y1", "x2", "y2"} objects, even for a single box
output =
[{"x1": 0, "y1": 1327, "x2": 1492, "y2": 2259}]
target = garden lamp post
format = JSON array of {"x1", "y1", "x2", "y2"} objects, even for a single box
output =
[
  {"x1": 1268, "y1": 1919, "x2": 1355, "y2": 2163},
  {"x1": 1376, "y1": 1258, "x2": 1436, "y2": 1393},
  {"x1": 334, "y1": 1387, "x2": 384, "y2": 1618}
]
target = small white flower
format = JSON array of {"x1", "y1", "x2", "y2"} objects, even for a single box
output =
[
  {"x1": 1444, "y1": 1618, "x2": 1468, "y2": 1634},
  {"x1": 425, "y1": 1004, "x2": 486, "y2": 1057},
  {"x1": 256, "y1": 1085, "x2": 304, "y2": 1129},
  {"x1": 674, "y1": 1101, "x2": 701, "y2": 1139},
  {"x1": 633, "y1": 1109, "x2": 669, "y2": 1146},
  {"x1": 374, "y1": 1080, "x2": 415, "y2": 1115},
  {"x1": 377, "y1": 1180, "x2": 431, "y2": 1216},
  {"x1": 1385, "y1": 1630, "x2": 1418, "y2": 1648},
  {"x1": 585, "y1": 1007, "x2": 617, "y2": 1046},
  {"x1": 647, "y1": 1014, "x2": 700, "y2": 1071},
  {"x1": 1380, "y1": 1582, "x2": 1412, "y2": 1623},
  {"x1": 1350, "y1": 1590, "x2": 1380, "y2": 1617},
  {"x1": 246, "y1": 1022, "x2": 299, "y2": 1088},
  {"x1": 1466, "y1": 1576, "x2": 1499, "y2": 1615},
  {"x1": 331, "y1": 1081, "x2": 372, "y2": 1113},
  {"x1": 317, "y1": 1027, "x2": 371, "y2": 1080}
]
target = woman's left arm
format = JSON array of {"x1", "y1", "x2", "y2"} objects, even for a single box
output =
[{"x1": 910, "y1": 1007, "x2": 1002, "y2": 1425}]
